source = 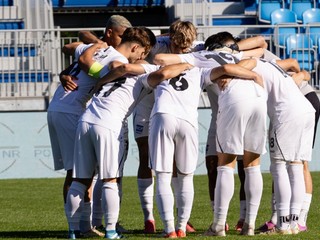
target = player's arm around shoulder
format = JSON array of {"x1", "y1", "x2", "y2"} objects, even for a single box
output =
[
  {"x1": 238, "y1": 35, "x2": 268, "y2": 51},
  {"x1": 153, "y1": 53, "x2": 182, "y2": 66},
  {"x1": 59, "y1": 63, "x2": 79, "y2": 91},
  {"x1": 210, "y1": 60, "x2": 263, "y2": 88},
  {"x1": 78, "y1": 42, "x2": 108, "y2": 75},
  {"x1": 241, "y1": 48, "x2": 264, "y2": 59},
  {"x1": 94, "y1": 63, "x2": 150, "y2": 91},
  {"x1": 146, "y1": 63, "x2": 193, "y2": 88},
  {"x1": 62, "y1": 42, "x2": 83, "y2": 56},
  {"x1": 237, "y1": 58, "x2": 258, "y2": 70},
  {"x1": 78, "y1": 31, "x2": 104, "y2": 44},
  {"x1": 275, "y1": 58, "x2": 300, "y2": 73}
]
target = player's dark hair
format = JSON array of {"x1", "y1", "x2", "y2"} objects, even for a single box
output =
[
  {"x1": 205, "y1": 31, "x2": 239, "y2": 52},
  {"x1": 141, "y1": 27, "x2": 156, "y2": 47},
  {"x1": 121, "y1": 27, "x2": 153, "y2": 53}
]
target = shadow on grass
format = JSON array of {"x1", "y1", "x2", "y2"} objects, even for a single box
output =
[
  {"x1": 0, "y1": 230, "x2": 68, "y2": 238},
  {"x1": 0, "y1": 230, "x2": 204, "y2": 239},
  {"x1": 0, "y1": 230, "x2": 159, "y2": 239}
]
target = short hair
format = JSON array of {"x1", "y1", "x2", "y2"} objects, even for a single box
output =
[
  {"x1": 120, "y1": 27, "x2": 153, "y2": 54},
  {"x1": 140, "y1": 27, "x2": 156, "y2": 48},
  {"x1": 169, "y1": 20, "x2": 197, "y2": 49},
  {"x1": 105, "y1": 15, "x2": 132, "y2": 30},
  {"x1": 205, "y1": 31, "x2": 239, "y2": 52}
]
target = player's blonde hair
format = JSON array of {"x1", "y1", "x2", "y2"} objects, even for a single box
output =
[
  {"x1": 105, "y1": 15, "x2": 132, "y2": 30},
  {"x1": 169, "y1": 20, "x2": 197, "y2": 49}
]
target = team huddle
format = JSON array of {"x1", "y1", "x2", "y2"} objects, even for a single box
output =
[{"x1": 47, "y1": 15, "x2": 320, "y2": 239}]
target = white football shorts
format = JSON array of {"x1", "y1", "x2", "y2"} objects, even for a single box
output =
[
  {"x1": 149, "y1": 113, "x2": 198, "y2": 174},
  {"x1": 133, "y1": 112, "x2": 150, "y2": 139},
  {"x1": 269, "y1": 112, "x2": 315, "y2": 162},
  {"x1": 73, "y1": 121, "x2": 127, "y2": 179},
  {"x1": 216, "y1": 97, "x2": 267, "y2": 155},
  {"x1": 47, "y1": 111, "x2": 80, "y2": 171}
]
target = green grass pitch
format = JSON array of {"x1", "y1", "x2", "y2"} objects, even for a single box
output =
[{"x1": 0, "y1": 173, "x2": 319, "y2": 239}]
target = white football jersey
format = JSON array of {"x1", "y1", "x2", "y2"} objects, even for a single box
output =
[
  {"x1": 151, "y1": 67, "x2": 212, "y2": 128},
  {"x1": 81, "y1": 64, "x2": 159, "y2": 133},
  {"x1": 178, "y1": 50, "x2": 265, "y2": 109},
  {"x1": 254, "y1": 59, "x2": 315, "y2": 125},
  {"x1": 48, "y1": 45, "x2": 127, "y2": 115}
]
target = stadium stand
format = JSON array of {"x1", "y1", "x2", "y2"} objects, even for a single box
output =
[
  {"x1": 286, "y1": 33, "x2": 318, "y2": 80},
  {"x1": 303, "y1": 8, "x2": 320, "y2": 48},
  {"x1": 318, "y1": 37, "x2": 320, "y2": 59},
  {"x1": 52, "y1": 0, "x2": 167, "y2": 27},
  {"x1": 61, "y1": 0, "x2": 116, "y2": 7},
  {"x1": 289, "y1": 0, "x2": 316, "y2": 23},
  {"x1": 0, "y1": 0, "x2": 60, "y2": 111},
  {"x1": 303, "y1": 7, "x2": 320, "y2": 23},
  {"x1": 0, "y1": 0, "x2": 13, "y2": 6},
  {"x1": 258, "y1": 0, "x2": 285, "y2": 23},
  {"x1": 270, "y1": 8, "x2": 299, "y2": 56}
]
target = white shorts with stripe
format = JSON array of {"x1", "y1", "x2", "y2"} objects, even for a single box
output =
[
  {"x1": 47, "y1": 111, "x2": 80, "y2": 171},
  {"x1": 216, "y1": 97, "x2": 267, "y2": 155},
  {"x1": 269, "y1": 112, "x2": 315, "y2": 161},
  {"x1": 133, "y1": 112, "x2": 150, "y2": 139},
  {"x1": 73, "y1": 121, "x2": 127, "y2": 179},
  {"x1": 149, "y1": 113, "x2": 198, "y2": 174}
]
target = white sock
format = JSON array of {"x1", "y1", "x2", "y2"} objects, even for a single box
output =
[
  {"x1": 214, "y1": 166, "x2": 234, "y2": 226},
  {"x1": 102, "y1": 182, "x2": 119, "y2": 231},
  {"x1": 270, "y1": 159, "x2": 290, "y2": 230},
  {"x1": 239, "y1": 200, "x2": 246, "y2": 220},
  {"x1": 65, "y1": 181, "x2": 87, "y2": 231},
  {"x1": 244, "y1": 165, "x2": 263, "y2": 227},
  {"x1": 171, "y1": 176, "x2": 179, "y2": 207},
  {"x1": 298, "y1": 193, "x2": 312, "y2": 227},
  {"x1": 270, "y1": 193, "x2": 277, "y2": 225},
  {"x1": 137, "y1": 178, "x2": 155, "y2": 221},
  {"x1": 80, "y1": 201, "x2": 92, "y2": 233},
  {"x1": 176, "y1": 173, "x2": 194, "y2": 232},
  {"x1": 156, "y1": 171, "x2": 175, "y2": 234},
  {"x1": 287, "y1": 163, "x2": 305, "y2": 226},
  {"x1": 91, "y1": 178, "x2": 103, "y2": 227}
]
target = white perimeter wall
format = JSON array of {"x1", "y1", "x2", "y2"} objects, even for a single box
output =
[{"x1": 1, "y1": 109, "x2": 320, "y2": 179}]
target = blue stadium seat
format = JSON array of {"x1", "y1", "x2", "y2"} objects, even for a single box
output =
[
  {"x1": 303, "y1": 8, "x2": 320, "y2": 47},
  {"x1": 152, "y1": 0, "x2": 164, "y2": 6},
  {"x1": 51, "y1": 0, "x2": 65, "y2": 7},
  {"x1": 0, "y1": 46, "x2": 36, "y2": 57},
  {"x1": 63, "y1": 0, "x2": 114, "y2": 7},
  {"x1": 305, "y1": 26, "x2": 320, "y2": 47},
  {"x1": 258, "y1": 0, "x2": 285, "y2": 23},
  {"x1": 0, "y1": 21, "x2": 24, "y2": 29},
  {"x1": 289, "y1": 0, "x2": 316, "y2": 22},
  {"x1": 0, "y1": 72, "x2": 50, "y2": 83},
  {"x1": 244, "y1": 0, "x2": 258, "y2": 13},
  {"x1": 302, "y1": 7, "x2": 320, "y2": 23},
  {"x1": 212, "y1": 17, "x2": 257, "y2": 26},
  {"x1": 271, "y1": 8, "x2": 297, "y2": 24},
  {"x1": 118, "y1": 0, "x2": 149, "y2": 6},
  {"x1": 271, "y1": 8, "x2": 299, "y2": 47},
  {"x1": 318, "y1": 36, "x2": 320, "y2": 59},
  {"x1": 286, "y1": 34, "x2": 316, "y2": 71},
  {"x1": 0, "y1": 0, "x2": 13, "y2": 6}
]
